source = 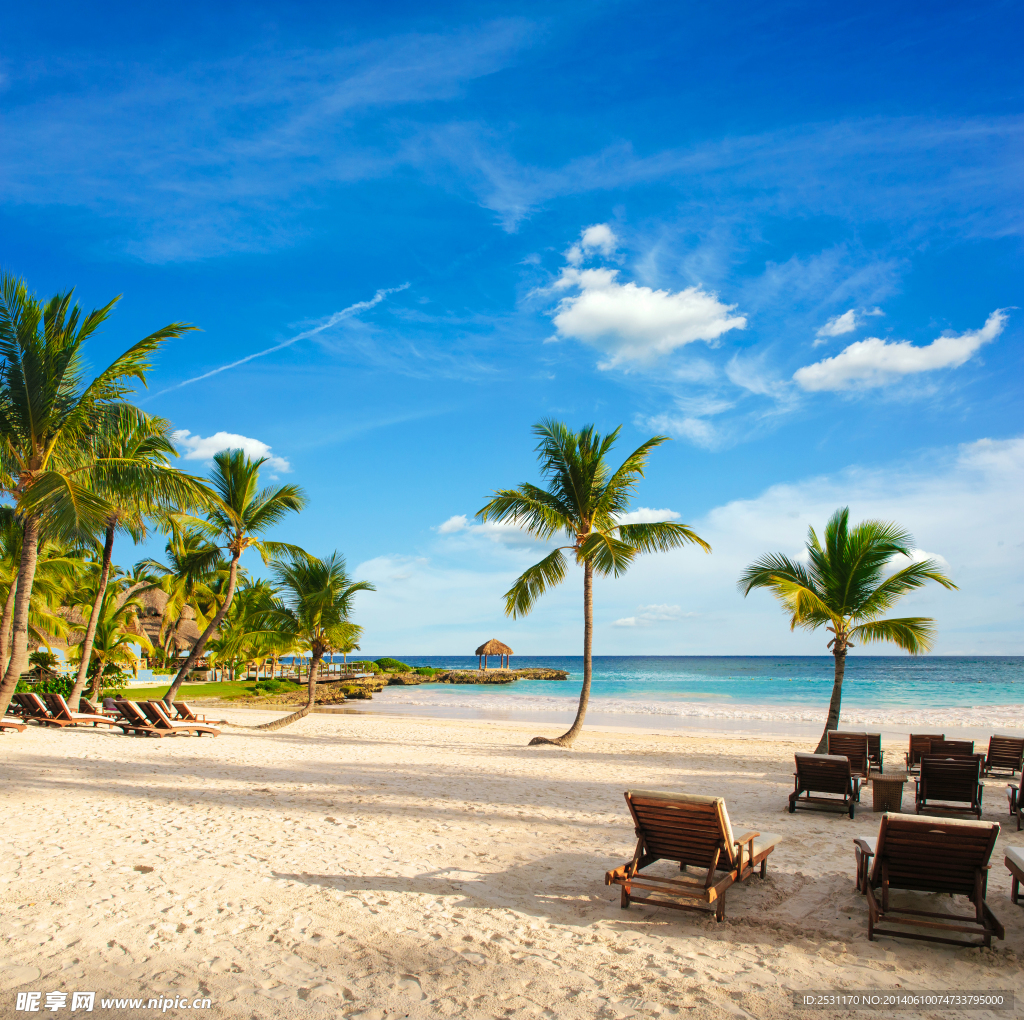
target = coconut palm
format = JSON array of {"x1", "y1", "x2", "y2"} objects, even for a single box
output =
[
  {"x1": 67, "y1": 408, "x2": 211, "y2": 709},
  {"x1": 738, "y1": 507, "x2": 957, "y2": 753},
  {"x1": 162, "y1": 450, "x2": 306, "y2": 707},
  {"x1": 478, "y1": 420, "x2": 711, "y2": 748},
  {"x1": 253, "y1": 552, "x2": 373, "y2": 731},
  {"x1": 336, "y1": 632, "x2": 361, "y2": 667},
  {"x1": 0, "y1": 272, "x2": 194, "y2": 718}
]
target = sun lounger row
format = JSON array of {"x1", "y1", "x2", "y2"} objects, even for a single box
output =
[
  {"x1": 7, "y1": 693, "x2": 218, "y2": 736},
  {"x1": 607, "y1": 789, "x2": 1021, "y2": 949},
  {"x1": 905, "y1": 733, "x2": 1023, "y2": 776}
]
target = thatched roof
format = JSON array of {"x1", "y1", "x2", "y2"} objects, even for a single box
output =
[{"x1": 475, "y1": 639, "x2": 512, "y2": 656}]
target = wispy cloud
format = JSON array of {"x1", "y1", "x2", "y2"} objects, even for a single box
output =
[{"x1": 149, "y1": 285, "x2": 407, "y2": 397}]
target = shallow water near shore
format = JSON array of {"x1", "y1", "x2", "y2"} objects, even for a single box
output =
[{"x1": 340, "y1": 655, "x2": 1024, "y2": 734}]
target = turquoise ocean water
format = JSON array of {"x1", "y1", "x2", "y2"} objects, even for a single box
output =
[{"x1": 335, "y1": 656, "x2": 1024, "y2": 731}]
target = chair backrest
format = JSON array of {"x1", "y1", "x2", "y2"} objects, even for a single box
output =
[
  {"x1": 826, "y1": 731, "x2": 869, "y2": 776},
  {"x1": 115, "y1": 700, "x2": 151, "y2": 726},
  {"x1": 794, "y1": 752, "x2": 854, "y2": 794},
  {"x1": 44, "y1": 693, "x2": 74, "y2": 720},
  {"x1": 866, "y1": 733, "x2": 881, "y2": 759},
  {"x1": 986, "y1": 735, "x2": 1024, "y2": 770},
  {"x1": 870, "y1": 813, "x2": 999, "y2": 894},
  {"x1": 25, "y1": 692, "x2": 55, "y2": 717},
  {"x1": 908, "y1": 733, "x2": 944, "y2": 766},
  {"x1": 173, "y1": 701, "x2": 196, "y2": 720},
  {"x1": 139, "y1": 701, "x2": 172, "y2": 727},
  {"x1": 919, "y1": 755, "x2": 982, "y2": 802},
  {"x1": 931, "y1": 739, "x2": 974, "y2": 756},
  {"x1": 624, "y1": 790, "x2": 736, "y2": 870}
]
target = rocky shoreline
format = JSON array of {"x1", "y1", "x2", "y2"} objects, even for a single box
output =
[{"x1": 387, "y1": 667, "x2": 569, "y2": 686}]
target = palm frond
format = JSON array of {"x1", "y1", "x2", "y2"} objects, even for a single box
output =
[{"x1": 504, "y1": 548, "x2": 568, "y2": 618}]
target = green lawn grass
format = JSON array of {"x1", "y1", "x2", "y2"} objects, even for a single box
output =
[{"x1": 117, "y1": 680, "x2": 305, "y2": 701}]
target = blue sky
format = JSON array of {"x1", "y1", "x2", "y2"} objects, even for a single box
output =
[{"x1": 3, "y1": 1, "x2": 1022, "y2": 654}]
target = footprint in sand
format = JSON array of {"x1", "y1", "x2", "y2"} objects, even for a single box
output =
[{"x1": 397, "y1": 975, "x2": 425, "y2": 999}]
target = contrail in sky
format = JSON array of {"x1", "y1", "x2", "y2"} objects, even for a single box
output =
[{"x1": 149, "y1": 283, "x2": 409, "y2": 398}]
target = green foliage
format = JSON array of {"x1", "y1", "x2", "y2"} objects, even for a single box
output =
[
  {"x1": 17, "y1": 675, "x2": 74, "y2": 697},
  {"x1": 347, "y1": 660, "x2": 380, "y2": 674},
  {"x1": 29, "y1": 649, "x2": 59, "y2": 670},
  {"x1": 414, "y1": 667, "x2": 440, "y2": 676},
  {"x1": 258, "y1": 679, "x2": 285, "y2": 694},
  {"x1": 374, "y1": 657, "x2": 411, "y2": 672},
  {"x1": 340, "y1": 685, "x2": 371, "y2": 699}
]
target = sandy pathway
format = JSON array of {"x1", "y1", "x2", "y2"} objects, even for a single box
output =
[{"x1": 1, "y1": 712, "x2": 1021, "y2": 1019}]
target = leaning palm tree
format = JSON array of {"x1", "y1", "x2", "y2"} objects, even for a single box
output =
[
  {"x1": 0, "y1": 272, "x2": 194, "y2": 718},
  {"x1": 162, "y1": 450, "x2": 306, "y2": 707},
  {"x1": 254, "y1": 552, "x2": 373, "y2": 731},
  {"x1": 739, "y1": 507, "x2": 957, "y2": 753},
  {"x1": 478, "y1": 420, "x2": 710, "y2": 748},
  {"x1": 67, "y1": 408, "x2": 211, "y2": 709}
]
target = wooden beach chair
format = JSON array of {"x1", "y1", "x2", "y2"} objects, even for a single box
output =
[
  {"x1": 15, "y1": 692, "x2": 68, "y2": 726},
  {"x1": 172, "y1": 701, "x2": 207, "y2": 723},
  {"x1": 140, "y1": 700, "x2": 220, "y2": 736},
  {"x1": 113, "y1": 699, "x2": 172, "y2": 737},
  {"x1": 826, "y1": 731, "x2": 870, "y2": 778},
  {"x1": 930, "y1": 739, "x2": 974, "y2": 756},
  {"x1": 1006, "y1": 847, "x2": 1024, "y2": 905},
  {"x1": 0, "y1": 718, "x2": 27, "y2": 732},
  {"x1": 915, "y1": 755, "x2": 984, "y2": 818},
  {"x1": 905, "y1": 733, "x2": 944, "y2": 773},
  {"x1": 866, "y1": 733, "x2": 883, "y2": 773},
  {"x1": 984, "y1": 735, "x2": 1024, "y2": 777},
  {"x1": 853, "y1": 814, "x2": 1003, "y2": 947},
  {"x1": 1007, "y1": 784, "x2": 1021, "y2": 832},
  {"x1": 604, "y1": 790, "x2": 781, "y2": 921},
  {"x1": 789, "y1": 753, "x2": 861, "y2": 817},
  {"x1": 43, "y1": 693, "x2": 121, "y2": 728}
]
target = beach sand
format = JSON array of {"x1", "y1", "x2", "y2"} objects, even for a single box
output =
[{"x1": 2, "y1": 711, "x2": 1022, "y2": 1019}]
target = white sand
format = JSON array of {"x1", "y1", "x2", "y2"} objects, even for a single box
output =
[{"x1": 1, "y1": 711, "x2": 1022, "y2": 1020}]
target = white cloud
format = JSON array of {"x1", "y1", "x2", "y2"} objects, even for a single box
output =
[
  {"x1": 564, "y1": 222, "x2": 619, "y2": 266},
  {"x1": 612, "y1": 603, "x2": 694, "y2": 627},
  {"x1": 816, "y1": 309, "x2": 858, "y2": 339},
  {"x1": 794, "y1": 310, "x2": 1006, "y2": 391},
  {"x1": 614, "y1": 507, "x2": 681, "y2": 524},
  {"x1": 550, "y1": 266, "x2": 747, "y2": 368},
  {"x1": 437, "y1": 514, "x2": 469, "y2": 534},
  {"x1": 173, "y1": 430, "x2": 291, "y2": 472},
  {"x1": 433, "y1": 514, "x2": 547, "y2": 548}
]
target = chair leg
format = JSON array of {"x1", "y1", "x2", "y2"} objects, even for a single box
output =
[
  {"x1": 1012, "y1": 876, "x2": 1019, "y2": 905},
  {"x1": 760, "y1": 858, "x2": 767, "y2": 879},
  {"x1": 715, "y1": 893, "x2": 726, "y2": 922},
  {"x1": 620, "y1": 886, "x2": 630, "y2": 909}
]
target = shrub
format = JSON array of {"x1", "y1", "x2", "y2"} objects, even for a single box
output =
[
  {"x1": 348, "y1": 660, "x2": 381, "y2": 674},
  {"x1": 374, "y1": 657, "x2": 411, "y2": 673},
  {"x1": 259, "y1": 680, "x2": 284, "y2": 694},
  {"x1": 414, "y1": 667, "x2": 440, "y2": 677},
  {"x1": 29, "y1": 650, "x2": 59, "y2": 671}
]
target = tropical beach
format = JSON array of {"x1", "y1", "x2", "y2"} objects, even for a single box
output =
[{"x1": 4, "y1": 1, "x2": 1024, "y2": 1018}]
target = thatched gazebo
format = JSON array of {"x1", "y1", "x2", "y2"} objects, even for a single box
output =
[{"x1": 475, "y1": 639, "x2": 512, "y2": 670}]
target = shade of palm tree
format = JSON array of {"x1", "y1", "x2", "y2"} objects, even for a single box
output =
[
  {"x1": 162, "y1": 450, "x2": 306, "y2": 707},
  {"x1": 67, "y1": 408, "x2": 212, "y2": 709},
  {"x1": 738, "y1": 507, "x2": 957, "y2": 753},
  {"x1": 0, "y1": 272, "x2": 194, "y2": 718},
  {"x1": 478, "y1": 420, "x2": 711, "y2": 748},
  {"x1": 253, "y1": 552, "x2": 373, "y2": 731}
]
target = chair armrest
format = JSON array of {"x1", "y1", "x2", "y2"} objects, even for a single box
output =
[
  {"x1": 733, "y1": 831, "x2": 760, "y2": 846},
  {"x1": 853, "y1": 838, "x2": 874, "y2": 857}
]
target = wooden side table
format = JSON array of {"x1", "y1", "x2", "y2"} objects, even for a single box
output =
[{"x1": 871, "y1": 773, "x2": 907, "y2": 813}]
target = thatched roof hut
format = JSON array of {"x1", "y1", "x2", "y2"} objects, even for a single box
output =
[{"x1": 475, "y1": 639, "x2": 512, "y2": 670}]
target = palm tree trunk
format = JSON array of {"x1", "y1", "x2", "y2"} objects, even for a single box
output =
[
  {"x1": 68, "y1": 523, "x2": 116, "y2": 711},
  {"x1": 530, "y1": 559, "x2": 593, "y2": 748},
  {"x1": 255, "y1": 651, "x2": 321, "y2": 731},
  {"x1": 815, "y1": 647, "x2": 847, "y2": 753},
  {"x1": 0, "y1": 577, "x2": 18, "y2": 676},
  {"x1": 0, "y1": 516, "x2": 41, "y2": 718},
  {"x1": 163, "y1": 553, "x2": 239, "y2": 707}
]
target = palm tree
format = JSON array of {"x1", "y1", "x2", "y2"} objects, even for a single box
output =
[
  {"x1": 0, "y1": 272, "x2": 194, "y2": 718},
  {"x1": 67, "y1": 408, "x2": 211, "y2": 709},
  {"x1": 254, "y1": 552, "x2": 373, "y2": 731},
  {"x1": 738, "y1": 507, "x2": 957, "y2": 753},
  {"x1": 478, "y1": 420, "x2": 710, "y2": 748},
  {"x1": 336, "y1": 632, "x2": 361, "y2": 668},
  {"x1": 162, "y1": 450, "x2": 306, "y2": 707}
]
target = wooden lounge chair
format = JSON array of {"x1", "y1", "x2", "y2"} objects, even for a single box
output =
[
  {"x1": 140, "y1": 700, "x2": 220, "y2": 736},
  {"x1": 853, "y1": 813, "x2": 1003, "y2": 947},
  {"x1": 866, "y1": 733, "x2": 883, "y2": 773},
  {"x1": 826, "y1": 731, "x2": 869, "y2": 778},
  {"x1": 930, "y1": 739, "x2": 974, "y2": 756},
  {"x1": 789, "y1": 752, "x2": 861, "y2": 817},
  {"x1": 113, "y1": 699, "x2": 173, "y2": 737},
  {"x1": 915, "y1": 754, "x2": 984, "y2": 818},
  {"x1": 984, "y1": 735, "x2": 1024, "y2": 777},
  {"x1": 905, "y1": 733, "x2": 944, "y2": 772},
  {"x1": 1006, "y1": 847, "x2": 1024, "y2": 905},
  {"x1": 604, "y1": 790, "x2": 780, "y2": 921},
  {"x1": 0, "y1": 718, "x2": 27, "y2": 732},
  {"x1": 172, "y1": 701, "x2": 207, "y2": 723},
  {"x1": 43, "y1": 693, "x2": 121, "y2": 728},
  {"x1": 81, "y1": 697, "x2": 118, "y2": 718},
  {"x1": 14, "y1": 692, "x2": 68, "y2": 726}
]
